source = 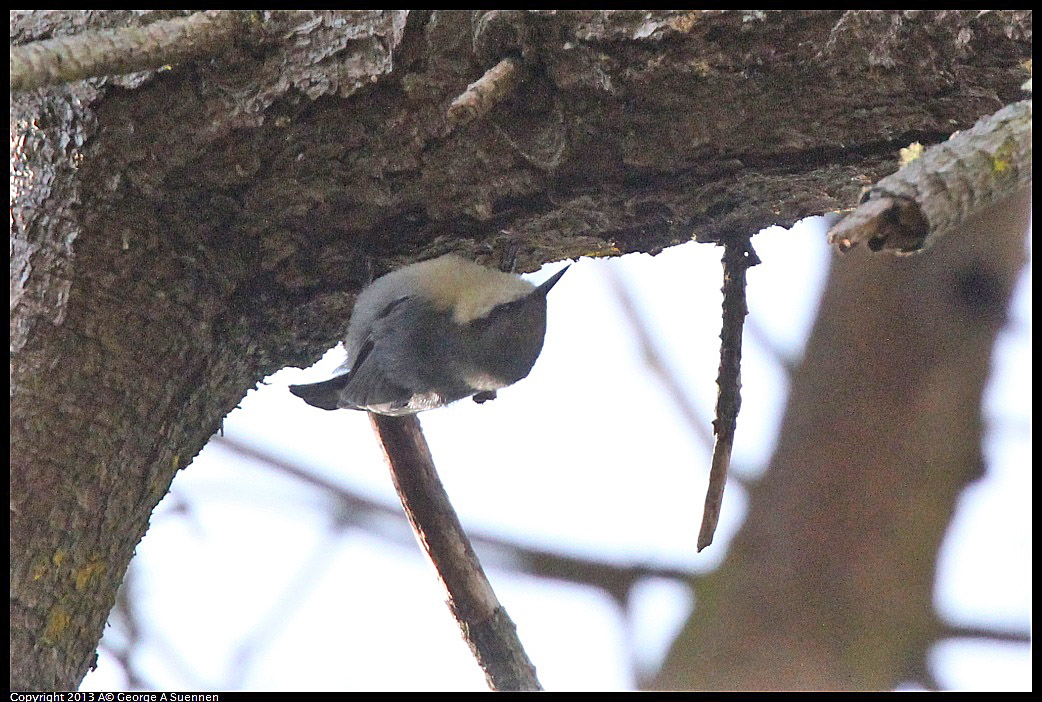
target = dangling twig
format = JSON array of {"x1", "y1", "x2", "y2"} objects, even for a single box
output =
[{"x1": 698, "y1": 238, "x2": 760, "y2": 552}]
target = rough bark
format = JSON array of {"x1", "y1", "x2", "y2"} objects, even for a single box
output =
[{"x1": 10, "y1": 10, "x2": 1031, "y2": 690}]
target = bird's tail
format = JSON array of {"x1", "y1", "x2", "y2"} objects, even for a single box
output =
[{"x1": 288, "y1": 374, "x2": 352, "y2": 411}]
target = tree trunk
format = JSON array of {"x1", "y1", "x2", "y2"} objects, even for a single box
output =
[{"x1": 10, "y1": 10, "x2": 1030, "y2": 690}]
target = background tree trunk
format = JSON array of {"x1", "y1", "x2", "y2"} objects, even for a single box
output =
[
  {"x1": 10, "y1": 10, "x2": 1030, "y2": 690},
  {"x1": 651, "y1": 189, "x2": 1030, "y2": 691}
]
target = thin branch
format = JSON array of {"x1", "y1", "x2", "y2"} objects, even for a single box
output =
[
  {"x1": 603, "y1": 266, "x2": 715, "y2": 449},
  {"x1": 697, "y1": 238, "x2": 760, "y2": 552},
  {"x1": 828, "y1": 98, "x2": 1032, "y2": 254},
  {"x1": 939, "y1": 623, "x2": 1032, "y2": 645},
  {"x1": 448, "y1": 57, "x2": 522, "y2": 126},
  {"x1": 742, "y1": 314, "x2": 797, "y2": 375},
  {"x1": 101, "y1": 566, "x2": 155, "y2": 690},
  {"x1": 211, "y1": 435, "x2": 695, "y2": 594},
  {"x1": 10, "y1": 10, "x2": 254, "y2": 92},
  {"x1": 368, "y1": 413, "x2": 542, "y2": 692},
  {"x1": 226, "y1": 527, "x2": 347, "y2": 689}
]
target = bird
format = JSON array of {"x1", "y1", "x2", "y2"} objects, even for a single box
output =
[{"x1": 289, "y1": 253, "x2": 569, "y2": 415}]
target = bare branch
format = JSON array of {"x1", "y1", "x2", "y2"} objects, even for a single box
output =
[
  {"x1": 829, "y1": 99, "x2": 1032, "y2": 254},
  {"x1": 698, "y1": 239, "x2": 760, "y2": 551},
  {"x1": 603, "y1": 266, "x2": 715, "y2": 449},
  {"x1": 10, "y1": 11, "x2": 254, "y2": 92},
  {"x1": 212, "y1": 434, "x2": 694, "y2": 597},
  {"x1": 940, "y1": 623, "x2": 1032, "y2": 645},
  {"x1": 448, "y1": 57, "x2": 523, "y2": 126},
  {"x1": 368, "y1": 414, "x2": 541, "y2": 692}
]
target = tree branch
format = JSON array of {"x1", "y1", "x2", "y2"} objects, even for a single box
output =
[
  {"x1": 368, "y1": 414, "x2": 541, "y2": 692},
  {"x1": 10, "y1": 10, "x2": 253, "y2": 92},
  {"x1": 698, "y1": 239, "x2": 759, "y2": 551},
  {"x1": 212, "y1": 434, "x2": 695, "y2": 596},
  {"x1": 603, "y1": 266, "x2": 715, "y2": 449},
  {"x1": 448, "y1": 57, "x2": 522, "y2": 126},
  {"x1": 828, "y1": 98, "x2": 1032, "y2": 254},
  {"x1": 940, "y1": 622, "x2": 1032, "y2": 645}
]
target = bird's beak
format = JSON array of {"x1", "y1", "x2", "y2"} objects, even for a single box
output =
[{"x1": 537, "y1": 264, "x2": 570, "y2": 295}]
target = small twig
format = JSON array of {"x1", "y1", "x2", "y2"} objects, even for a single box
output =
[
  {"x1": 828, "y1": 98, "x2": 1032, "y2": 254},
  {"x1": 10, "y1": 10, "x2": 254, "y2": 92},
  {"x1": 448, "y1": 57, "x2": 522, "y2": 126},
  {"x1": 368, "y1": 413, "x2": 541, "y2": 692},
  {"x1": 212, "y1": 434, "x2": 694, "y2": 599},
  {"x1": 603, "y1": 266, "x2": 715, "y2": 449},
  {"x1": 743, "y1": 314, "x2": 797, "y2": 375},
  {"x1": 697, "y1": 238, "x2": 760, "y2": 552},
  {"x1": 940, "y1": 622, "x2": 1032, "y2": 645},
  {"x1": 227, "y1": 528, "x2": 345, "y2": 689}
]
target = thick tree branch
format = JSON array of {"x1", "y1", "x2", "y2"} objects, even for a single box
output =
[{"x1": 10, "y1": 11, "x2": 254, "y2": 92}]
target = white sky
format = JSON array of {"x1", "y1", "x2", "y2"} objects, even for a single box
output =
[{"x1": 80, "y1": 216, "x2": 1031, "y2": 692}]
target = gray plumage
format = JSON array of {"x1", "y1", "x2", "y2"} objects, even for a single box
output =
[{"x1": 290, "y1": 254, "x2": 568, "y2": 415}]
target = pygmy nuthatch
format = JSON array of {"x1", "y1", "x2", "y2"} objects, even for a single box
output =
[{"x1": 289, "y1": 253, "x2": 569, "y2": 415}]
